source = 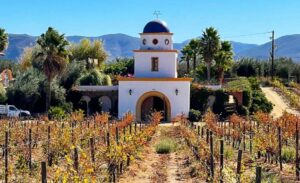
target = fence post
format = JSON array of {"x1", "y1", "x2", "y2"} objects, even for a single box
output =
[
  {"x1": 220, "y1": 138, "x2": 224, "y2": 183},
  {"x1": 74, "y1": 147, "x2": 79, "y2": 172},
  {"x1": 256, "y1": 166, "x2": 262, "y2": 183},
  {"x1": 296, "y1": 121, "x2": 299, "y2": 180},
  {"x1": 209, "y1": 131, "x2": 214, "y2": 179},
  {"x1": 116, "y1": 127, "x2": 119, "y2": 145},
  {"x1": 29, "y1": 128, "x2": 32, "y2": 171},
  {"x1": 236, "y1": 149, "x2": 243, "y2": 183},
  {"x1": 41, "y1": 161, "x2": 47, "y2": 183},
  {"x1": 90, "y1": 137, "x2": 95, "y2": 163},
  {"x1": 135, "y1": 122, "x2": 137, "y2": 134},
  {"x1": 106, "y1": 131, "x2": 110, "y2": 147},
  {"x1": 5, "y1": 131, "x2": 8, "y2": 183},
  {"x1": 278, "y1": 127, "x2": 282, "y2": 171}
]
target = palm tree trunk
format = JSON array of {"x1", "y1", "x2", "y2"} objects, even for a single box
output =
[
  {"x1": 193, "y1": 54, "x2": 196, "y2": 70},
  {"x1": 207, "y1": 63, "x2": 211, "y2": 84},
  {"x1": 186, "y1": 56, "x2": 190, "y2": 74},
  {"x1": 219, "y1": 69, "x2": 224, "y2": 85},
  {"x1": 45, "y1": 79, "x2": 51, "y2": 113}
]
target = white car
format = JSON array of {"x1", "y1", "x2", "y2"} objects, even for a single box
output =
[{"x1": 0, "y1": 105, "x2": 31, "y2": 118}]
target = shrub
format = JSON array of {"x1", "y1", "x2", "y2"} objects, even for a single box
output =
[
  {"x1": 213, "y1": 89, "x2": 229, "y2": 114},
  {"x1": 237, "y1": 105, "x2": 249, "y2": 116},
  {"x1": 48, "y1": 106, "x2": 68, "y2": 120},
  {"x1": 189, "y1": 109, "x2": 202, "y2": 122},
  {"x1": 155, "y1": 138, "x2": 177, "y2": 154},
  {"x1": 250, "y1": 90, "x2": 273, "y2": 113},
  {"x1": 0, "y1": 83, "x2": 7, "y2": 103},
  {"x1": 282, "y1": 146, "x2": 295, "y2": 163},
  {"x1": 190, "y1": 86, "x2": 211, "y2": 113}
]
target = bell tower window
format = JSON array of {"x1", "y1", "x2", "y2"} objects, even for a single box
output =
[{"x1": 151, "y1": 57, "x2": 159, "y2": 71}]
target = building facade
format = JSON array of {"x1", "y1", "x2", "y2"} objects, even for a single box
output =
[{"x1": 118, "y1": 20, "x2": 191, "y2": 121}]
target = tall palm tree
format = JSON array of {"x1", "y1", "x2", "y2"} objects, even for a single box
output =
[
  {"x1": 0, "y1": 28, "x2": 8, "y2": 55},
  {"x1": 36, "y1": 27, "x2": 69, "y2": 112},
  {"x1": 181, "y1": 44, "x2": 192, "y2": 74},
  {"x1": 215, "y1": 41, "x2": 234, "y2": 84},
  {"x1": 199, "y1": 27, "x2": 220, "y2": 83},
  {"x1": 189, "y1": 39, "x2": 200, "y2": 70}
]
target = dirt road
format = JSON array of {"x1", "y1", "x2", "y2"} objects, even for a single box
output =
[
  {"x1": 118, "y1": 126, "x2": 199, "y2": 183},
  {"x1": 261, "y1": 87, "x2": 299, "y2": 118}
]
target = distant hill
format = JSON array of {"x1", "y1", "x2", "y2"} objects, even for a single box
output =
[
  {"x1": 235, "y1": 34, "x2": 300, "y2": 62},
  {"x1": 3, "y1": 33, "x2": 300, "y2": 62}
]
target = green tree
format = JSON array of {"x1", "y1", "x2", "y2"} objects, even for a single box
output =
[
  {"x1": 0, "y1": 28, "x2": 8, "y2": 54},
  {"x1": 199, "y1": 27, "x2": 221, "y2": 83},
  {"x1": 215, "y1": 41, "x2": 234, "y2": 84},
  {"x1": 189, "y1": 39, "x2": 200, "y2": 70},
  {"x1": 36, "y1": 27, "x2": 69, "y2": 112},
  {"x1": 181, "y1": 44, "x2": 192, "y2": 74},
  {"x1": 69, "y1": 39, "x2": 107, "y2": 70}
]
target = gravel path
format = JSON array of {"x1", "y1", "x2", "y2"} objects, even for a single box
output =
[{"x1": 261, "y1": 87, "x2": 299, "y2": 118}]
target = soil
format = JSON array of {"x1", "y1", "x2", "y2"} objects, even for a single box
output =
[{"x1": 118, "y1": 125, "x2": 202, "y2": 183}]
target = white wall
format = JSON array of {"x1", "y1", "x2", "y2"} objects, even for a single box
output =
[
  {"x1": 134, "y1": 52, "x2": 178, "y2": 78},
  {"x1": 118, "y1": 81, "x2": 190, "y2": 120},
  {"x1": 140, "y1": 34, "x2": 173, "y2": 50}
]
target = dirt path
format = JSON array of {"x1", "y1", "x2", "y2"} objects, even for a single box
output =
[
  {"x1": 118, "y1": 125, "x2": 198, "y2": 183},
  {"x1": 261, "y1": 87, "x2": 299, "y2": 118}
]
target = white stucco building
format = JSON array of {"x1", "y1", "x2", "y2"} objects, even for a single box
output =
[{"x1": 118, "y1": 20, "x2": 191, "y2": 121}]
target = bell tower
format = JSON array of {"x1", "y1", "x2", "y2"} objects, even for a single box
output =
[{"x1": 134, "y1": 20, "x2": 178, "y2": 78}]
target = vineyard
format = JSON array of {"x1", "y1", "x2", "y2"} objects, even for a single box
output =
[
  {"x1": 1, "y1": 108, "x2": 300, "y2": 182},
  {"x1": 0, "y1": 111, "x2": 162, "y2": 182}
]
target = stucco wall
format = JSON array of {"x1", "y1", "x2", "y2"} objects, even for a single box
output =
[
  {"x1": 134, "y1": 52, "x2": 178, "y2": 78},
  {"x1": 140, "y1": 34, "x2": 173, "y2": 50},
  {"x1": 118, "y1": 81, "x2": 190, "y2": 120}
]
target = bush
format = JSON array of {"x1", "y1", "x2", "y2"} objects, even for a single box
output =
[
  {"x1": 213, "y1": 89, "x2": 229, "y2": 114},
  {"x1": 190, "y1": 86, "x2": 211, "y2": 112},
  {"x1": 237, "y1": 105, "x2": 249, "y2": 116},
  {"x1": 189, "y1": 109, "x2": 201, "y2": 122},
  {"x1": 48, "y1": 106, "x2": 68, "y2": 120},
  {"x1": 155, "y1": 138, "x2": 177, "y2": 154},
  {"x1": 250, "y1": 90, "x2": 273, "y2": 113},
  {"x1": 0, "y1": 83, "x2": 7, "y2": 103},
  {"x1": 282, "y1": 146, "x2": 295, "y2": 163}
]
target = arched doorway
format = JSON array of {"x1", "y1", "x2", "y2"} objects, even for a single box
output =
[
  {"x1": 99, "y1": 96, "x2": 112, "y2": 112},
  {"x1": 136, "y1": 91, "x2": 171, "y2": 122}
]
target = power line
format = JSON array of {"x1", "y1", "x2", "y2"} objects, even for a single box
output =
[{"x1": 223, "y1": 31, "x2": 272, "y2": 39}]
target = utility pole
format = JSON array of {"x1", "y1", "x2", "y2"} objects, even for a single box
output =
[{"x1": 271, "y1": 30, "x2": 275, "y2": 80}]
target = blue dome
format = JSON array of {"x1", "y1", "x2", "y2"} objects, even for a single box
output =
[{"x1": 143, "y1": 20, "x2": 170, "y2": 33}]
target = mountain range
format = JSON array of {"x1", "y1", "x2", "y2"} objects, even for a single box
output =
[{"x1": 3, "y1": 33, "x2": 300, "y2": 62}]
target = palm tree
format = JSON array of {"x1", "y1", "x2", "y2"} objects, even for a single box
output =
[
  {"x1": 36, "y1": 27, "x2": 69, "y2": 112},
  {"x1": 0, "y1": 28, "x2": 8, "y2": 55},
  {"x1": 181, "y1": 44, "x2": 192, "y2": 74},
  {"x1": 188, "y1": 39, "x2": 200, "y2": 70},
  {"x1": 215, "y1": 41, "x2": 234, "y2": 84},
  {"x1": 199, "y1": 27, "x2": 220, "y2": 83}
]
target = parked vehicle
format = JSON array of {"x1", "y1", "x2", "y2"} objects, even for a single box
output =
[{"x1": 0, "y1": 105, "x2": 31, "y2": 118}]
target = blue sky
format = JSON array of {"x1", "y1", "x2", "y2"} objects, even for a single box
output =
[{"x1": 1, "y1": 0, "x2": 300, "y2": 44}]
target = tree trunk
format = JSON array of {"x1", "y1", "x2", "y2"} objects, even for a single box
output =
[
  {"x1": 193, "y1": 54, "x2": 196, "y2": 70},
  {"x1": 45, "y1": 79, "x2": 51, "y2": 113},
  {"x1": 186, "y1": 56, "x2": 190, "y2": 74},
  {"x1": 218, "y1": 68, "x2": 224, "y2": 85},
  {"x1": 206, "y1": 63, "x2": 211, "y2": 84}
]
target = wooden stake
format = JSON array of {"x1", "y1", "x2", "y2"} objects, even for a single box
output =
[{"x1": 41, "y1": 161, "x2": 47, "y2": 183}]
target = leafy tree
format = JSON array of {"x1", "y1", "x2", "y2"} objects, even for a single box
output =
[
  {"x1": 69, "y1": 39, "x2": 107, "y2": 70},
  {"x1": 199, "y1": 27, "x2": 221, "y2": 83},
  {"x1": 0, "y1": 83, "x2": 7, "y2": 103},
  {"x1": 0, "y1": 28, "x2": 8, "y2": 54},
  {"x1": 7, "y1": 68, "x2": 66, "y2": 112},
  {"x1": 215, "y1": 41, "x2": 234, "y2": 84},
  {"x1": 35, "y1": 27, "x2": 69, "y2": 112},
  {"x1": 104, "y1": 58, "x2": 134, "y2": 76},
  {"x1": 80, "y1": 69, "x2": 111, "y2": 86},
  {"x1": 60, "y1": 61, "x2": 86, "y2": 90}
]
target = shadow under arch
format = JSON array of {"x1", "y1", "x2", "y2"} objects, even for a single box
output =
[{"x1": 136, "y1": 91, "x2": 171, "y2": 122}]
